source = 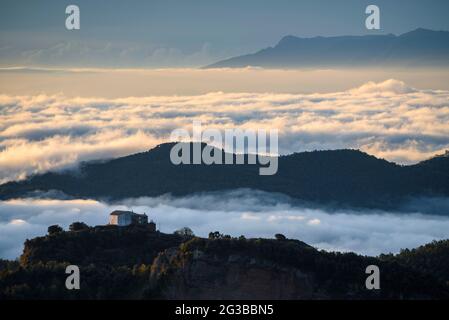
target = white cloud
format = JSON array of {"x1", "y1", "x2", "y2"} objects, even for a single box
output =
[
  {"x1": 350, "y1": 79, "x2": 416, "y2": 94},
  {"x1": 0, "y1": 79, "x2": 449, "y2": 183},
  {"x1": 241, "y1": 212, "x2": 261, "y2": 220},
  {"x1": 307, "y1": 218, "x2": 321, "y2": 226},
  {"x1": 1, "y1": 190, "x2": 449, "y2": 259}
]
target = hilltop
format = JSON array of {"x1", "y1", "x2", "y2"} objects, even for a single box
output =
[
  {"x1": 1, "y1": 143, "x2": 449, "y2": 212},
  {"x1": 0, "y1": 225, "x2": 448, "y2": 299}
]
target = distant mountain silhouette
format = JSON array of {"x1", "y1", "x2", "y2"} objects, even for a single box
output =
[
  {"x1": 205, "y1": 28, "x2": 449, "y2": 68},
  {"x1": 1, "y1": 143, "x2": 449, "y2": 212}
]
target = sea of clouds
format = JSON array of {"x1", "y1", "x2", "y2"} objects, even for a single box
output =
[
  {"x1": 1, "y1": 79, "x2": 449, "y2": 259},
  {"x1": 1, "y1": 189, "x2": 449, "y2": 260},
  {"x1": 1, "y1": 79, "x2": 449, "y2": 183}
]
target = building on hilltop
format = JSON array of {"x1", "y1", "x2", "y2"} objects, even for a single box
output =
[{"x1": 109, "y1": 210, "x2": 154, "y2": 228}]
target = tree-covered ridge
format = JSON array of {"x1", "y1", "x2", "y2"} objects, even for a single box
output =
[
  {"x1": 380, "y1": 239, "x2": 449, "y2": 285},
  {"x1": 20, "y1": 224, "x2": 185, "y2": 267},
  {"x1": 1, "y1": 143, "x2": 449, "y2": 212},
  {"x1": 0, "y1": 225, "x2": 448, "y2": 299}
]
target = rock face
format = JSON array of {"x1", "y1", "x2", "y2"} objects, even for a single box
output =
[
  {"x1": 149, "y1": 237, "x2": 449, "y2": 300},
  {"x1": 151, "y1": 248, "x2": 318, "y2": 299}
]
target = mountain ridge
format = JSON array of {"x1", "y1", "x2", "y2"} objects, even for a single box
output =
[
  {"x1": 205, "y1": 28, "x2": 449, "y2": 68},
  {"x1": 1, "y1": 142, "x2": 448, "y2": 212}
]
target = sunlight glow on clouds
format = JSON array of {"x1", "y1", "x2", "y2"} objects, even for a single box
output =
[{"x1": 0, "y1": 79, "x2": 449, "y2": 183}]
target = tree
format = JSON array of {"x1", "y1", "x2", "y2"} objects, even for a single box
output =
[
  {"x1": 275, "y1": 234, "x2": 286, "y2": 241},
  {"x1": 174, "y1": 227, "x2": 195, "y2": 237},
  {"x1": 48, "y1": 225, "x2": 63, "y2": 235},
  {"x1": 208, "y1": 231, "x2": 232, "y2": 240},
  {"x1": 208, "y1": 231, "x2": 222, "y2": 239},
  {"x1": 69, "y1": 222, "x2": 89, "y2": 232}
]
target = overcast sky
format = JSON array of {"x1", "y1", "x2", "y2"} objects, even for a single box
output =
[{"x1": 1, "y1": 0, "x2": 449, "y2": 67}]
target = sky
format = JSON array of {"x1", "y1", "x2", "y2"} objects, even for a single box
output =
[{"x1": 1, "y1": 0, "x2": 449, "y2": 67}]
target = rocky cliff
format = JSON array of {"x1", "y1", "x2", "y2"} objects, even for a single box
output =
[{"x1": 149, "y1": 237, "x2": 449, "y2": 299}]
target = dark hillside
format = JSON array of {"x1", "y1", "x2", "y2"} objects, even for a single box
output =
[{"x1": 1, "y1": 143, "x2": 448, "y2": 212}]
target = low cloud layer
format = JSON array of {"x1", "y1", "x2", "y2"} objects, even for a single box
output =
[
  {"x1": 1, "y1": 190, "x2": 449, "y2": 259},
  {"x1": 1, "y1": 79, "x2": 449, "y2": 183}
]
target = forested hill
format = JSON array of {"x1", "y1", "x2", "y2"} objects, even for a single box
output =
[
  {"x1": 0, "y1": 225, "x2": 448, "y2": 299},
  {"x1": 1, "y1": 143, "x2": 449, "y2": 212}
]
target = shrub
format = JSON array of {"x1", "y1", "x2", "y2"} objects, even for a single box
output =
[
  {"x1": 48, "y1": 225, "x2": 63, "y2": 235},
  {"x1": 69, "y1": 222, "x2": 89, "y2": 232}
]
